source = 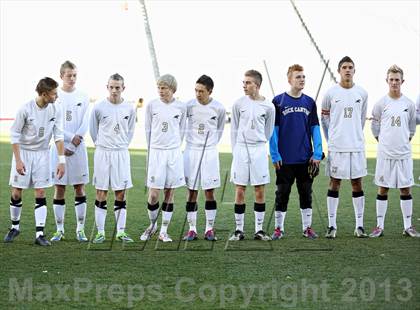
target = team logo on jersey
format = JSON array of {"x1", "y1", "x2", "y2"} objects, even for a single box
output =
[
  {"x1": 49, "y1": 117, "x2": 56, "y2": 122},
  {"x1": 124, "y1": 116, "x2": 129, "y2": 120},
  {"x1": 103, "y1": 116, "x2": 109, "y2": 119},
  {"x1": 355, "y1": 99, "x2": 361, "y2": 103},
  {"x1": 334, "y1": 99, "x2": 341, "y2": 103},
  {"x1": 77, "y1": 102, "x2": 82, "y2": 106},
  {"x1": 174, "y1": 115, "x2": 180, "y2": 119},
  {"x1": 403, "y1": 109, "x2": 408, "y2": 112},
  {"x1": 210, "y1": 116, "x2": 217, "y2": 120},
  {"x1": 260, "y1": 114, "x2": 266, "y2": 118}
]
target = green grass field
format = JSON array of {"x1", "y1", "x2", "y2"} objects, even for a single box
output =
[{"x1": 0, "y1": 142, "x2": 419, "y2": 309}]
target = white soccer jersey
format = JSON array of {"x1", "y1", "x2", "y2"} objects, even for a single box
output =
[
  {"x1": 56, "y1": 88, "x2": 90, "y2": 151},
  {"x1": 230, "y1": 96, "x2": 275, "y2": 148},
  {"x1": 10, "y1": 99, "x2": 63, "y2": 151},
  {"x1": 321, "y1": 84, "x2": 368, "y2": 152},
  {"x1": 371, "y1": 94, "x2": 416, "y2": 159},
  {"x1": 185, "y1": 98, "x2": 226, "y2": 149},
  {"x1": 89, "y1": 99, "x2": 136, "y2": 150},
  {"x1": 145, "y1": 98, "x2": 186, "y2": 149}
]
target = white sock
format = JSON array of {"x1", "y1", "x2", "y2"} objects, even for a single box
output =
[
  {"x1": 114, "y1": 204, "x2": 127, "y2": 234},
  {"x1": 352, "y1": 193, "x2": 365, "y2": 228},
  {"x1": 10, "y1": 198, "x2": 22, "y2": 230},
  {"x1": 275, "y1": 211, "x2": 286, "y2": 230},
  {"x1": 400, "y1": 197, "x2": 413, "y2": 230},
  {"x1": 95, "y1": 203, "x2": 107, "y2": 234},
  {"x1": 376, "y1": 197, "x2": 388, "y2": 229},
  {"x1": 301, "y1": 208, "x2": 312, "y2": 231},
  {"x1": 254, "y1": 211, "x2": 265, "y2": 232},
  {"x1": 205, "y1": 209, "x2": 217, "y2": 232},
  {"x1": 327, "y1": 195, "x2": 339, "y2": 228},
  {"x1": 160, "y1": 211, "x2": 173, "y2": 234},
  {"x1": 187, "y1": 211, "x2": 197, "y2": 232},
  {"x1": 53, "y1": 202, "x2": 65, "y2": 232},
  {"x1": 148, "y1": 209, "x2": 159, "y2": 227},
  {"x1": 35, "y1": 204, "x2": 47, "y2": 237},
  {"x1": 75, "y1": 198, "x2": 87, "y2": 232},
  {"x1": 235, "y1": 213, "x2": 244, "y2": 231}
]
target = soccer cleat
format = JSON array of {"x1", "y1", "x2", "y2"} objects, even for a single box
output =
[
  {"x1": 354, "y1": 226, "x2": 368, "y2": 238},
  {"x1": 228, "y1": 230, "x2": 244, "y2": 241},
  {"x1": 403, "y1": 226, "x2": 420, "y2": 238},
  {"x1": 50, "y1": 231, "x2": 65, "y2": 242},
  {"x1": 204, "y1": 229, "x2": 217, "y2": 241},
  {"x1": 35, "y1": 235, "x2": 51, "y2": 246},
  {"x1": 183, "y1": 230, "x2": 198, "y2": 241},
  {"x1": 369, "y1": 227, "x2": 384, "y2": 238},
  {"x1": 92, "y1": 233, "x2": 105, "y2": 244},
  {"x1": 4, "y1": 228, "x2": 20, "y2": 243},
  {"x1": 116, "y1": 232, "x2": 134, "y2": 243},
  {"x1": 76, "y1": 230, "x2": 88, "y2": 242},
  {"x1": 271, "y1": 227, "x2": 285, "y2": 240},
  {"x1": 303, "y1": 227, "x2": 318, "y2": 239},
  {"x1": 140, "y1": 225, "x2": 158, "y2": 241},
  {"x1": 254, "y1": 230, "x2": 271, "y2": 241},
  {"x1": 158, "y1": 232, "x2": 173, "y2": 242},
  {"x1": 325, "y1": 226, "x2": 337, "y2": 239}
]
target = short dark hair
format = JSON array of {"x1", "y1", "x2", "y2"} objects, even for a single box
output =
[
  {"x1": 338, "y1": 56, "x2": 354, "y2": 70},
  {"x1": 109, "y1": 73, "x2": 124, "y2": 86},
  {"x1": 196, "y1": 75, "x2": 214, "y2": 92},
  {"x1": 245, "y1": 69, "x2": 262, "y2": 87},
  {"x1": 35, "y1": 77, "x2": 58, "y2": 95}
]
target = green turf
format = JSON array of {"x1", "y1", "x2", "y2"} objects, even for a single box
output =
[{"x1": 0, "y1": 142, "x2": 419, "y2": 309}]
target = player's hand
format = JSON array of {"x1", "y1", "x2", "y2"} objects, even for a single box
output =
[
  {"x1": 273, "y1": 161, "x2": 281, "y2": 170},
  {"x1": 71, "y1": 135, "x2": 82, "y2": 146},
  {"x1": 16, "y1": 160, "x2": 26, "y2": 175},
  {"x1": 64, "y1": 148, "x2": 74, "y2": 156},
  {"x1": 310, "y1": 159, "x2": 321, "y2": 167},
  {"x1": 56, "y1": 163, "x2": 65, "y2": 180}
]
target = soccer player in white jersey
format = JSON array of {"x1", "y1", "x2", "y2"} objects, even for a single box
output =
[
  {"x1": 182, "y1": 75, "x2": 226, "y2": 241},
  {"x1": 89, "y1": 73, "x2": 136, "y2": 243},
  {"x1": 5, "y1": 77, "x2": 65, "y2": 246},
  {"x1": 321, "y1": 56, "x2": 368, "y2": 239},
  {"x1": 141, "y1": 74, "x2": 186, "y2": 243},
  {"x1": 369, "y1": 65, "x2": 419, "y2": 238},
  {"x1": 229, "y1": 70, "x2": 275, "y2": 241},
  {"x1": 50, "y1": 61, "x2": 90, "y2": 243}
]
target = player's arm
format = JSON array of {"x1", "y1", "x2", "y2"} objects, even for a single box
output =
[
  {"x1": 416, "y1": 95, "x2": 420, "y2": 125},
  {"x1": 53, "y1": 107, "x2": 65, "y2": 179},
  {"x1": 144, "y1": 102, "x2": 152, "y2": 147},
  {"x1": 10, "y1": 107, "x2": 27, "y2": 175},
  {"x1": 361, "y1": 92, "x2": 368, "y2": 129},
  {"x1": 320, "y1": 93, "x2": 331, "y2": 141},
  {"x1": 89, "y1": 105, "x2": 99, "y2": 144},
  {"x1": 269, "y1": 101, "x2": 281, "y2": 169},
  {"x1": 216, "y1": 105, "x2": 226, "y2": 143},
  {"x1": 408, "y1": 102, "x2": 416, "y2": 141},
  {"x1": 179, "y1": 105, "x2": 187, "y2": 142},
  {"x1": 309, "y1": 101, "x2": 323, "y2": 163},
  {"x1": 127, "y1": 106, "x2": 136, "y2": 144},
  {"x1": 265, "y1": 104, "x2": 275, "y2": 141},
  {"x1": 370, "y1": 100, "x2": 382, "y2": 141},
  {"x1": 73, "y1": 98, "x2": 91, "y2": 147},
  {"x1": 230, "y1": 103, "x2": 240, "y2": 149}
]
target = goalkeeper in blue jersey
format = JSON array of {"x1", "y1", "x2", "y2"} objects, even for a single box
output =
[{"x1": 269, "y1": 64, "x2": 323, "y2": 240}]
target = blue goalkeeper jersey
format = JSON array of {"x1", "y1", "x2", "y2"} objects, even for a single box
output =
[{"x1": 269, "y1": 92, "x2": 322, "y2": 164}]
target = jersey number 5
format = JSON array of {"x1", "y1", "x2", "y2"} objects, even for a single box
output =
[{"x1": 161, "y1": 122, "x2": 168, "y2": 132}]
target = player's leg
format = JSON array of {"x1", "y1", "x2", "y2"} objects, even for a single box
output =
[
  {"x1": 159, "y1": 188, "x2": 175, "y2": 242},
  {"x1": 229, "y1": 185, "x2": 246, "y2": 241},
  {"x1": 140, "y1": 188, "x2": 160, "y2": 241},
  {"x1": 51, "y1": 184, "x2": 66, "y2": 242},
  {"x1": 400, "y1": 187, "x2": 419, "y2": 237},
  {"x1": 34, "y1": 188, "x2": 50, "y2": 246},
  {"x1": 326, "y1": 177, "x2": 340, "y2": 238},
  {"x1": 369, "y1": 186, "x2": 388, "y2": 238},
  {"x1": 114, "y1": 189, "x2": 133, "y2": 243},
  {"x1": 4, "y1": 187, "x2": 23, "y2": 242},
  {"x1": 253, "y1": 185, "x2": 271, "y2": 241},
  {"x1": 273, "y1": 165, "x2": 293, "y2": 240},
  {"x1": 184, "y1": 189, "x2": 198, "y2": 241},
  {"x1": 74, "y1": 184, "x2": 88, "y2": 242},
  {"x1": 183, "y1": 148, "x2": 199, "y2": 240},
  {"x1": 93, "y1": 189, "x2": 108, "y2": 243},
  {"x1": 351, "y1": 177, "x2": 367, "y2": 237},
  {"x1": 296, "y1": 164, "x2": 317, "y2": 239},
  {"x1": 204, "y1": 189, "x2": 217, "y2": 241}
]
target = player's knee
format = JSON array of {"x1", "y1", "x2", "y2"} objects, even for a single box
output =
[
  {"x1": 377, "y1": 187, "x2": 388, "y2": 196},
  {"x1": 400, "y1": 187, "x2": 411, "y2": 196},
  {"x1": 96, "y1": 190, "x2": 107, "y2": 201},
  {"x1": 329, "y1": 178, "x2": 341, "y2": 191},
  {"x1": 350, "y1": 178, "x2": 363, "y2": 192},
  {"x1": 254, "y1": 185, "x2": 265, "y2": 202},
  {"x1": 204, "y1": 189, "x2": 215, "y2": 201},
  {"x1": 148, "y1": 189, "x2": 159, "y2": 204},
  {"x1": 115, "y1": 191, "x2": 125, "y2": 201},
  {"x1": 297, "y1": 182, "x2": 312, "y2": 208},
  {"x1": 54, "y1": 185, "x2": 66, "y2": 199},
  {"x1": 35, "y1": 188, "x2": 46, "y2": 198},
  {"x1": 275, "y1": 184, "x2": 291, "y2": 205},
  {"x1": 74, "y1": 184, "x2": 85, "y2": 196}
]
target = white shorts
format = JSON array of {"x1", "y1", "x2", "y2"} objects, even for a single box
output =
[
  {"x1": 50, "y1": 143, "x2": 89, "y2": 185},
  {"x1": 375, "y1": 157, "x2": 414, "y2": 188},
  {"x1": 147, "y1": 148, "x2": 185, "y2": 189},
  {"x1": 325, "y1": 151, "x2": 367, "y2": 179},
  {"x1": 230, "y1": 144, "x2": 270, "y2": 186},
  {"x1": 92, "y1": 148, "x2": 133, "y2": 191},
  {"x1": 9, "y1": 149, "x2": 52, "y2": 189},
  {"x1": 184, "y1": 147, "x2": 220, "y2": 190}
]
